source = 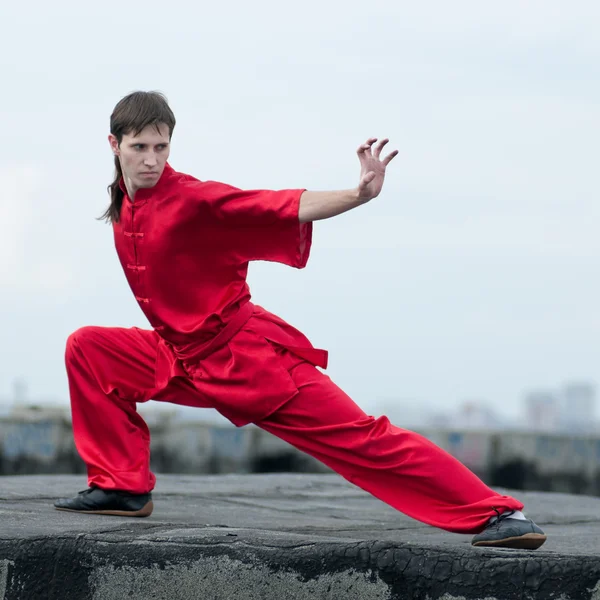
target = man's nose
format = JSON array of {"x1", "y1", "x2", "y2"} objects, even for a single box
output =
[{"x1": 144, "y1": 153, "x2": 158, "y2": 166}]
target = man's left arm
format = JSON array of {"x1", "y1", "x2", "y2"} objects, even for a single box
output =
[{"x1": 298, "y1": 138, "x2": 398, "y2": 224}]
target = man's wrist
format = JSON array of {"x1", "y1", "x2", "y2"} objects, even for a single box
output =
[{"x1": 352, "y1": 188, "x2": 371, "y2": 205}]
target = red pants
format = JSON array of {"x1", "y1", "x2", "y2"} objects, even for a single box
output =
[{"x1": 65, "y1": 326, "x2": 523, "y2": 534}]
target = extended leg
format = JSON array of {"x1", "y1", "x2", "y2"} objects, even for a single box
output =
[{"x1": 255, "y1": 356, "x2": 537, "y2": 539}]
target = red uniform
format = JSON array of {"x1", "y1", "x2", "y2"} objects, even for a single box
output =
[{"x1": 65, "y1": 164, "x2": 522, "y2": 534}]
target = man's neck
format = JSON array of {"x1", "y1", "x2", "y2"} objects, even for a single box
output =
[{"x1": 122, "y1": 175, "x2": 138, "y2": 200}]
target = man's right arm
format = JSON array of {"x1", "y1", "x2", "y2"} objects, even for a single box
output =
[{"x1": 298, "y1": 138, "x2": 398, "y2": 224}]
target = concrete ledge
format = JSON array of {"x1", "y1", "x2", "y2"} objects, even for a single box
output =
[
  {"x1": 5, "y1": 411, "x2": 600, "y2": 496},
  {"x1": 1, "y1": 474, "x2": 600, "y2": 599}
]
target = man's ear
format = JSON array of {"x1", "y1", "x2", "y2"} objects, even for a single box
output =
[{"x1": 108, "y1": 134, "x2": 120, "y2": 156}]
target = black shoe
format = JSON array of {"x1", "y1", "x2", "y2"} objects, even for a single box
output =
[
  {"x1": 54, "y1": 487, "x2": 153, "y2": 517},
  {"x1": 471, "y1": 510, "x2": 546, "y2": 549}
]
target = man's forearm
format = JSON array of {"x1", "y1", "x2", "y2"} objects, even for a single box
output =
[{"x1": 298, "y1": 189, "x2": 368, "y2": 224}]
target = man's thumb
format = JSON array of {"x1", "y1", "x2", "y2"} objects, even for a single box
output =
[{"x1": 361, "y1": 171, "x2": 376, "y2": 185}]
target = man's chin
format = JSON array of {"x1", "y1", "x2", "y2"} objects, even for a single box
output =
[{"x1": 137, "y1": 179, "x2": 159, "y2": 189}]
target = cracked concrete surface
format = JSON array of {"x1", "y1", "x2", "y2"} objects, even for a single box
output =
[{"x1": 0, "y1": 474, "x2": 599, "y2": 599}]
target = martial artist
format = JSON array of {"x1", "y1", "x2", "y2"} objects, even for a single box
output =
[{"x1": 55, "y1": 91, "x2": 546, "y2": 550}]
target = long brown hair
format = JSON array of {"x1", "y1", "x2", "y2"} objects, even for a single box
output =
[{"x1": 100, "y1": 91, "x2": 176, "y2": 224}]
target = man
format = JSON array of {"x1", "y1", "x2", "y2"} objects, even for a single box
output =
[{"x1": 55, "y1": 91, "x2": 546, "y2": 550}]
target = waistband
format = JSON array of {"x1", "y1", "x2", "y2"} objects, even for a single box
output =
[{"x1": 155, "y1": 302, "x2": 255, "y2": 389}]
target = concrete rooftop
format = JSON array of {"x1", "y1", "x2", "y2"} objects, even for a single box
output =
[{"x1": 1, "y1": 474, "x2": 599, "y2": 599}]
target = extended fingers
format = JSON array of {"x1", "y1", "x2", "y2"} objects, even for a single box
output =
[
  {"x1": 357, "y1": 138, "x2": 378, "y2": 156},
  {"x1": 372, "y1": 138, "x2": 389, "y2": 159},
  {"x1": 382, "y1": 149, "x2": 399, "y2": 166},
  {"x1": 357, "y1": 138, "x2": 397, "y2": 164}
]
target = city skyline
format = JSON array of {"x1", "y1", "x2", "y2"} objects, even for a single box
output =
[{"x1": 2, "y1": 375, "x2": 597, "y2": 433}]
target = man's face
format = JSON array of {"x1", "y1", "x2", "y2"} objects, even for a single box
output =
[{"x1": 109, "y1": 123, "x2": 171, "y2": 193}]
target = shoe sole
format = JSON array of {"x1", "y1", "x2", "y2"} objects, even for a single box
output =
[
  {"x1": 472, "y1": 532, "x2": 547, "y2": 550},
  {"x1": 54, "y1": 500, "x2": 154, "y2": 518}
]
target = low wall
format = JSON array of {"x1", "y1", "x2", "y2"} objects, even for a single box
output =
[{"x1": 1, "y1": 410, "x2": 599, "y2": 495}]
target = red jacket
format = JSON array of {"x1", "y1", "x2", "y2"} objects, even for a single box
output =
[{"x1": 113, "y1": 164, "x2": 328, "y2": 425}]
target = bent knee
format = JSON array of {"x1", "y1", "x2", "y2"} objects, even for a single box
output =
[{"x1": 65, "y1": 326, "x2": 105, "y2": 359}]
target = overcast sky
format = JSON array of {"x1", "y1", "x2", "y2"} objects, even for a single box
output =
[{"x1": 1, "y1": 1, "x2": 599, "y2": 423}]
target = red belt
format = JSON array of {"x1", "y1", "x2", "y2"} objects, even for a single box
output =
[{"x1": 155, "y1": 302, "x2": 255, "y2": 389}]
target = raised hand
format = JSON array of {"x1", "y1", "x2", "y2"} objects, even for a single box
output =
[{"x1": 356, "y1": 138, "x2": 398, "y2": 201}]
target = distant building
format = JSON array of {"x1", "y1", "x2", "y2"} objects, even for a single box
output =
[
  {"x1": 453, "y1": 400, "x2": 504, "y2": 430},
  {"x1": 0, "y1": 378, "x2": 66, "y2": 418},
  {"x1": 561, "y1": 381, "x2": 597, "y2": 433},
  {"x1": 422, "y1": 400, "x2": 511, "y2": 431},
  {"x1": 524, "y1": 390, "x2": 560, "y2": 432}
]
